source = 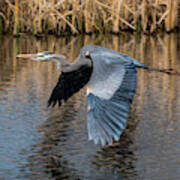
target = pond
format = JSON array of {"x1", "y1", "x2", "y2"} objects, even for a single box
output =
[{"x1": 0, "y1": 33, "x2": 179, "y2": 180}]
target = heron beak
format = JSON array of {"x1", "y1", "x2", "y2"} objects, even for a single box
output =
[{"x1": 16, "y1": 53, "x2": 39, "y2": 59}]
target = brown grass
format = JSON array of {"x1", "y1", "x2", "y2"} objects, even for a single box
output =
[{"x1": 0, "y1": 0, "x2": 179, "y2": 35}]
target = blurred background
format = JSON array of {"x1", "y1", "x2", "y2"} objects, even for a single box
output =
[{"x1": 0, "y1": 0, "x2": 180, "y2": 35}]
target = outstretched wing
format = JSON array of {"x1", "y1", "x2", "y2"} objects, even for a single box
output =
[
  {"x1": 48, "y1": 64, "x2": 93, "y2": 107},
  {"x1": 87, "y1": 58, "x2": 137, "y2": 146}
]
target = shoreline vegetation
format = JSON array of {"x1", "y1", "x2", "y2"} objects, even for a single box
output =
[{"x1": 0, "y1": 0, "x2": 179, "y2": 36}]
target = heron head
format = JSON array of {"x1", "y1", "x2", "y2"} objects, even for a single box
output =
[
  {"x1": 16, "y1": 51, "x2": 58, "y2": 61},
  {"x1": 78, "y1": 50, "x2": 93, "y2": 67}
]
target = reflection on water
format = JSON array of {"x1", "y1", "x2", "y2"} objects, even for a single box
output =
[{"x1": 0, "y1": 33, "x2": 180, "y2": 180}]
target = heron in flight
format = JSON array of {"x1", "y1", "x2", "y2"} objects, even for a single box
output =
[{"x1": 17, "y1": 45, "x2": 178, "y2": 146}]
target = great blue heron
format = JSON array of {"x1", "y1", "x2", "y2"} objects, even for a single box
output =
[{"x1": 17, "y1": 45, "x2": 179, "y2": 146}]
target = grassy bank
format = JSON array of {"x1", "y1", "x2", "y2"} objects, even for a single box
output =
[{"x1": 0, "y1": 0, "x2": 179, "y2": 36}]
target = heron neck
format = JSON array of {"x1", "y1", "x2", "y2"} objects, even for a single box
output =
[{"x1": 50, "y1": 55, "x2": 70, "y2": 71}]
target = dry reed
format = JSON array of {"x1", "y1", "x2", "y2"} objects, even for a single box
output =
[{"x1": 0, "y1": 0, "x2": 179, "y2": 35}]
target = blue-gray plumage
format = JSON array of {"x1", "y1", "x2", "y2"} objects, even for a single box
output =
[
  {"x1": 82, "y1": 46, "x2": 138, "y2": 145},
  {"x1": 17, "y1": 45, "x2": 164, "y2": 146}
]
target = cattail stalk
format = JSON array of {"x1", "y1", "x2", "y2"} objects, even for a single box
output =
[
  {"x1": 112, "y1": 0, "x2": 122, "y2": 33},
  {"x1": 1, "y1": 0, "x2": 179, "y2": 35},
  {"x1": 165, "y1": 0, "x2": 178, "y2": 32},
  {"x1": 13, "y1": 0, "x2": 19, "y2": 36},
  {"x1": 85, "y1": 0, "x2": 91, "y2": 33}
]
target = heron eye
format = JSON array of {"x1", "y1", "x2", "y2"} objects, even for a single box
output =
[{"x1": 85, "y1": 51, "x2": 91, "y2": 59}]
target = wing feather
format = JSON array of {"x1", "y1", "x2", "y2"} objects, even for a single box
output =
[
  {"x1": 87, "y1": 63, "x2": 137, "y2": 146},
  {"x1": 48, "y1": 65, "x2": 93, "y2": 107},
  {"x1": 47, "y1": 45, "x2": 138, "y2": 146}
]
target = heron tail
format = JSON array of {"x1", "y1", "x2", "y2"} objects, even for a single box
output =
[{"x1": 131, "y1": 58, "x2": 179, "y2": 75}]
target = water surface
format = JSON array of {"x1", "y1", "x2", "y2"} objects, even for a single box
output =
[{"x1": 0, "y1": 34, "x2": 179, "y2": 180}]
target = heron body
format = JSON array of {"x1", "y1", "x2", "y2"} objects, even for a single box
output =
[{"x1": 16, "y1": 45, "x2": 156, "y2": 146}]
